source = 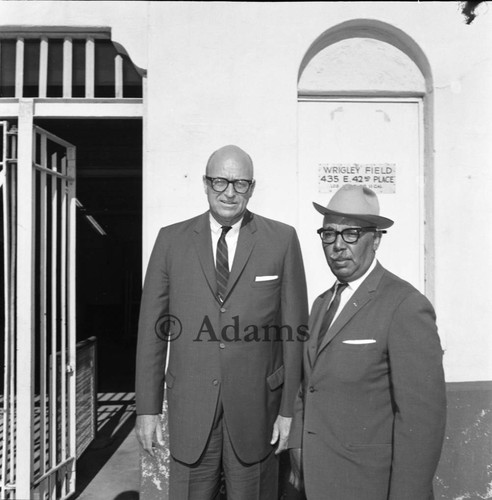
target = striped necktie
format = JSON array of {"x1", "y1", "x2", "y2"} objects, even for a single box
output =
[
  {"x1": 216, "y1": 225, "x2": 232, "y2": 302},
  {"x1": 317, "y1": 281, "x2": 348, "y2": 351}
]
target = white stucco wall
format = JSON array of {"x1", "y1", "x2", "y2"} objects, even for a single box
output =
[
  {"x1": 1, "y1": 1, "x2": 491, "y2": 382},
  {"x1": 143, "y1": 1, "x2": 492, "y2": 383}
]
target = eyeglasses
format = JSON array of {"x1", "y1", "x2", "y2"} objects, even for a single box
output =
[
  {"x1": 317, "y1": 227, "x2": 386, "y2": 244},
  {"x1": 205, "y1": 176, "x2": 254, "y2": 194}
]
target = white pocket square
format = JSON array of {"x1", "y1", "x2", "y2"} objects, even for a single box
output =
[
  {"x1": 343, "y1": 339, "x2": 376, "y2": 345},
  {"x1": 255, "y1": 275, "x2": 278, "y2": 282}
]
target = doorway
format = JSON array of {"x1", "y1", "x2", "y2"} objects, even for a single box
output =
[
  {"x1": 297, "y1": 22, "x2": 432, "y2": 301},
  {"x1": 36, "y1": 118, "x2": 142, "y2": 393}
]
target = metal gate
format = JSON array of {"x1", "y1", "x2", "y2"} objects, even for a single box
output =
[{"x1": 1, "y1": 116, "x2": 76, "y2": 499}]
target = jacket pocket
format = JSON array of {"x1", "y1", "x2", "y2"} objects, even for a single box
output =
[
  {"x1": 251, "y1": 276, "x2": 280, "y2": 288},
  {"x1": 267, "y1": 365, "x2": 284, "y2": 390}
]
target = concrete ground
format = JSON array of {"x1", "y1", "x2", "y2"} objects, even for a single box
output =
[{"x1": 74, "y1": 393, "x2": 140, "y2": 500}]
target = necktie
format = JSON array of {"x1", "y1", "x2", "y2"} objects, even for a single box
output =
[
  {"x1": 216, "y1": 225, "x2": 232, "y2": 302},
  {"x1": 317, "y1": 282, "x2": 348, "y2": 351}
]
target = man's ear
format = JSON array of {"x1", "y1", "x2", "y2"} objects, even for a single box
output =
[
  {"x1": 249, "y1": 180, "x2": 256, "y2": 197},
  {"x1": 372, "y1": 232, "x2": 382, "y2": 252},
  {"x1": 202, "y1": 175, "x2": 209, "y2": 194}
]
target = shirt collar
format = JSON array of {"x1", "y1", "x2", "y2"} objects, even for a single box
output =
[
  {"x1": 209, "y1": 213, "x2": 243, "y2": 235},
  {"x1": 340, "y1": 258, "x2": 378, "y2": 292}
]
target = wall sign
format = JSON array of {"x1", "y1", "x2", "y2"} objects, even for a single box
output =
[{"x1": 318, "y1": 163, "x2": 396, "y2": 193}]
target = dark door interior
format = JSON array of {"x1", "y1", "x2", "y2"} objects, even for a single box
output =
[{"x1": 36, "y1": 118, "x2": 142, "y2": 393}]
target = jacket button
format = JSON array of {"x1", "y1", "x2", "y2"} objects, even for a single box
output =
[
  {"x1": 213, "y1": 379, "x2": 219, "y2": 386},
  {"x1": 220, "y1": 307, "x2": 227, "y2": 313},
  {"x1": 219, "y1": 343, "x2": 225, "y2": 349},
  {"x1": 309, "y1": 386, "x2": 315, "y2": 393}
]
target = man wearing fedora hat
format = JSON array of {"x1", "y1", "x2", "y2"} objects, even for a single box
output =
[{"x1": 288, "y1": 184, "x2": 446, "y2": 499}]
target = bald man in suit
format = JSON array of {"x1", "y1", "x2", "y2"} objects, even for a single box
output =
[
  {"x1": 135, "y1": 145, "x2": 308, "y2": 499},
  {"x1": 289, "y1": 185, "x2": 446, "y2": 500}
]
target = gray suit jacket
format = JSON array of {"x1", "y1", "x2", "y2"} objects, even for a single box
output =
[
  {"x1": 290, "y1": 262, "x2": 446, "y2": 500},
  {"x1": 136, "y1": 210, "x2": 308, "y2": 464}
]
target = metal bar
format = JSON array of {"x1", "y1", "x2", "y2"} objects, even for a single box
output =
[
  {"x1": 16, "y1": 98, "x2": 35, "y2": 500},
  {"x1": 8, "y1": 129, "x2": 18, "y2": 161},
  {"x1": 31, "y1": 456, "x2": 75, "y2": 487},
  {"x1": 115, "y1": 54, "x2": 123, "y2": 98},
  {"x1": 66, "y1": 144, "x2": 77, "y2": 494},
  {"x1": 49, "y1": 150, "x2": 58, "y2": 500},
  {"x1": 33, "y1": 125, "x2": 77, "y2": 149},
  {"x1": 15, "y1": 37, "x2": 24, "y2": 98},
  {"x1": 8, "y1": 144, "x2": 17, "y2": 495},
  {"x1": 33, "y1": 163, "x2": 74, "y2": 180},
  {"x1": 38, "y1": 132, "x2": 48, "y2": 500},
  {"x1": 85, "y1": 37, "x2": 95, "y2": 98},
  {"x1": 1, "y1": 121, "x2": 11, "y2": 500},
  {"x1": 60, "y1": 154, "x2": 68, "y2": 496},
  {"x1": 63, "y1": 37, "x2": 73, "y2": 99},
  {"x1": 0, "y1": 124, "x2": 6, "y2": 498},
  {"x1": 39, "y1": 37, "x2": 49, "y2": 98}
]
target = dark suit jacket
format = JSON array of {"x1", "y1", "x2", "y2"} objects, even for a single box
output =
[
  {"x1": 136, "y1": 210, "x2": 308, "y2": 464},
  {"x1": 289, "y1": 262, "x2": 446, "y2": 500}
]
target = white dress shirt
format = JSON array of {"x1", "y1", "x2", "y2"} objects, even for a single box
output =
[
  {"x1": 332, "y1": 258, "x2": 378, "y2": 323},
  {"x1": 210, "y1": 214, "x2": 242, "y2": 270}
]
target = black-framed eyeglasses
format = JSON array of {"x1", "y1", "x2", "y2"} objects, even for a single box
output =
[
  {"x1": 317, "y1": 227, "x2": 386, "y2": 244},
  {"x1": 205, "y1": 176, "x2": 254, "y2": 194}
]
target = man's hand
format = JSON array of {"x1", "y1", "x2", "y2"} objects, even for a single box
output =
[
  {"x1": 270, "y1": 415, "x2": 292, "y2": 454},
  {"x1": 289, "y1": 447, "x2": 303, "y2": 490},
  {"x1": 135, "y1": 414, "x2": 164, "y2": 457}
]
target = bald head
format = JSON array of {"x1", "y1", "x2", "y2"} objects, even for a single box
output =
[
  {"x1": 203, "y1": 145, "x2": 255, "y2": 226},
  {"x1": 206, "y1": 145, "x2": 254, "y2": 178}
]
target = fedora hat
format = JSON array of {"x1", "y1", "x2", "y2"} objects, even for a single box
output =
[{"x1": 313, "y1": 184, "x2": 394, "y2": 229}]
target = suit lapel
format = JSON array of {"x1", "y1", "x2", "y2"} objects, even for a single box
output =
[
  {"x1": 307, "y1": 290, "x2": 333, "y2": 369},
  {"x1": 316, "y1": 289, "x2": 373, "y2": 354},
  {"x1": 193, "y1": 212, "x2": 217, "y2": 298},
  {"x1": 223, "y1": 210, "x2": 257, "y2": 302},
  {"x1": 315, "y1": 262, "x2": 386, "y2": 356}
]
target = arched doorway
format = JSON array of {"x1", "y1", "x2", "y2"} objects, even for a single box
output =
[{"x1": 297, "y1": 20, "x2": 433, "y2": 301}]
